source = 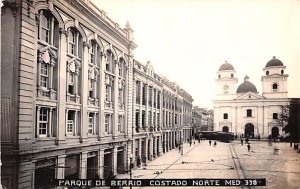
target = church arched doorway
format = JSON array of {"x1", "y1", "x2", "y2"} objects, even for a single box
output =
[
  {"x1": 271, "y1": 127, "x2": 279, "y2": 138},
  {"x1": 222, "y1": 126, "x2": 229, "y2": 133},
  {"x1": 244, "y1": 123, "x2": 254, "y2": 138}
]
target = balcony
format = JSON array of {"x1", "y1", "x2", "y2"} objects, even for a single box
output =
[
  {"x1": 88, "y1": 98, "x2": 99, "y2": 106},
  {"x1": 37, "y1": 88, "x2": 57, "y2": 100},
  {"x1": 67, "y1": 93, "x2": 80, "y2": 103}
]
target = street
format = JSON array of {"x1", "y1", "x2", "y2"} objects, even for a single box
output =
[{"x1": 116, "y1": 140, "x2": 300, "y2": 189}]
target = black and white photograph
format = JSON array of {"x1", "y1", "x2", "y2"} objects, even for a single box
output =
[{"x1": 1, "y1": 0, "x2": 300, "y2": 188}]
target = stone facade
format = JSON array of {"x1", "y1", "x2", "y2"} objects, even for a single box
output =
[{"x1": 0, "y1": 1, "x2": 194, "y2": 188}]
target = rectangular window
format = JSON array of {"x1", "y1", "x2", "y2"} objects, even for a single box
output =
[
  {"x1": 68, "y1": 72, "x2": 74, "y2": 94},
  {"x1": 38, "y1": 107, "x2": 48, "y2": 136},
  {"x1": 89, "y1": 80, "x2": 94, "y2": 98},
  {"x1": 118, "y1": 115, "x2": 123, "y2": 133},
  {"x1": 273, "y1": 113, "x2": 278, "y2": 119},
  {"x1": 88, "y1": 113, "x2": 94, "y2": 135},
  {"x1": 142, "y1": 110, "x2": 145, "y2": 128},
  {"x1": 66, "y1": 110, "x2": 75, "y2": 135},
  {"x1": 90, "y1": 44, "x2": 95, "y2": 64},
  {"x1": 247, "y1": 109, "x2": 252, "y2": 117},
  {"x1": 105, "y1": 85, "x2": 111, "y2": 102},
  {"x1": 223, "y1": 113, "x2": 228, "y2": 119},
  {"x1": 105, "y1": 114, "x2": 111, "y2": 134},
  {"x1": 40, "y1": 64, "x2": 48, "y2": 88},
  {"x1": 135, "y1": 110, "x2": 139, "y2": 129},
  {"x1": 136, "y1": 81, "x2": 140, "y2": 104}
]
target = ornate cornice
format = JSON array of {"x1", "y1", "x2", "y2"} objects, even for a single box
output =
[{"x1": 2, "y1": 1, "x2": 18, "y2": 17}]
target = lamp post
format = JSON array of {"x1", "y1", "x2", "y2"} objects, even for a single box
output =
[
  {"x1": 129, "y1": 154, "x2": 134, "y2": 188},
  {"x1": 181, "y1": 137, "x2": 183, "y2": 155}
]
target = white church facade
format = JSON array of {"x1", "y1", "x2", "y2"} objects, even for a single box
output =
[{"x1": 213, "y1": 57, "x2": 290, "y2": 138}]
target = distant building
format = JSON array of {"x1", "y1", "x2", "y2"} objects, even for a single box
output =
[
  {"x1": 213, "y1": 57, "x2": 290, "y2": 138},
  {"x1": 192, "y1": 107, "x2": 214, "y2": 134}
]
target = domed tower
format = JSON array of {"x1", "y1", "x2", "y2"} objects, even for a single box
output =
[
  {"x1": 261, "y1": 56, "x2": 288, "y2": 98},
  {"x1": 215, "y1": 61, "x2": 238, "y2": 100},
  {"x1": 237, "y1": 75, "x2": 258, "y2": 94}
]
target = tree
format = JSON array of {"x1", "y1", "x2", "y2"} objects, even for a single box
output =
[{"x1": 279, "y1": 99, "x2": 300, "y2": 143}]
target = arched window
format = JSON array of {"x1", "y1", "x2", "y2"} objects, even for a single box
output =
[
  {"x1": 38, "y1": 10, "x2": 58, "y2": 46},
  {"x1": 106, "y1": 50, "x2": 114, "y2": 73},
  {"x1": 281, "y1": 70, "x2": 284, "y2": 74},
  {"x1": 231, "y1": 73, "x2": 234, "y2": 78},
  {"x1": 266, "y1": 71, "x2": 269, "y2": 75},
  {"x1": 68, "y1": 27, "x2": 82, "y2": 57}
]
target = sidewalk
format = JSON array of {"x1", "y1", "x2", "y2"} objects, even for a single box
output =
[{"x1": 116, "y1": 142, "x2": 200, "y2": 179}]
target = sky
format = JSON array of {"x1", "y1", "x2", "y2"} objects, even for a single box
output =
[{"x1": 91, "y1": 0, "x2": 300, "y2": 108}]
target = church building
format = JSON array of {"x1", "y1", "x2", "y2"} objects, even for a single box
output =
[{"x1": 213, "y1": 57, "x2": 290, "y2": 138}]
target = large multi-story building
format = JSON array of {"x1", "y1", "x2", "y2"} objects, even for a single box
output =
[
  {"x1": 0, "y1": 0, "x2": 194, "y2": 188},
  {"x1": 213, "y1": 58, "x2": 290, "y2": 138}
]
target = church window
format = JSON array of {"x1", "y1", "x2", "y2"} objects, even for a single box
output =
[
  {"x1": 272, "y1": 83, "x2": 278, "y2": 91},
  {"x1": 223, "y1": 113, "x2": 228, "y2": 119},
  {"x1": 273, "y1": 113, "x2": 278, "y2": 119},
  {"x1": 281, "y1": 70, "x2": 284, "y2": 74},
  {"x1": 266, "y1": 71, "x2": 269, "y2": 75},
  {"x1": 231, "y1": 73, "x2": 234, "y2": 78},
  {"x1": 218, "y1": 74, "x2": 221, "y2": 79},
  {"x1": 246, "y1": 109, "x2": 252, "y2": 117}
]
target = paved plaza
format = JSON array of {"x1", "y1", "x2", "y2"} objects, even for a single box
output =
[{"x1": 116, "y1": 140, "x2": 300, "y2": 189}]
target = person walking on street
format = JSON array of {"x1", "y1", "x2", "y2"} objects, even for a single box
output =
[
  {"x1": 209, "y1": 140, "x2": 211, "y2": 146},
  {"x1": 213, "y1": 141, "x2": 217, "y2": 147},
  {"x1": 247, "y1": 144, "x2": 251, "y2": 152},
  {"x1": 193, "y1": 140, "x2": 195, "y2": 145},
  {"x1": 189, "y1": 140, "x2": 192, "y2": 146},
  {"x1": 241, "y1": 138, "x2": 243, "y2": 146}
]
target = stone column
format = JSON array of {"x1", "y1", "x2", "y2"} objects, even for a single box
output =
[
  {"x1": 80, "y1": 152, "x2": 88, "y2": 179},
  {"x1": 112, "y1": 146, "x2": 118, "y2": 175},
  {"x1": 56, "y1": 155, "x2": 66, "y2": 179},
  {"x1": 56, "y1": 28, "x2": 68, "y2": 144},
  {"x1": 81, "y1": 43, "x2": 89, "y2": 141},
  {"x1": 149, "y1": 138, "x2": 153, "y2": 161},
  {"x1": 98, "y1": 149, "x2": 105, "y2": 178}
]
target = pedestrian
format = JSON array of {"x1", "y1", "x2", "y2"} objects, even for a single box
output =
[
  {"x1": 198, "y1": 138, "x2": 200, "y2": 143},
  {"x1": 179, "y1": 145, "x2": 181, "y2": 153},
  {"x1": 213, "y1": 141, "x2": 217, "y2": 147},
  {"x1": 209, "y1": 140, "x2": 211, "y2": 146},
  {"x1": 137, "y1": 156, "x2": 141, "y2": 167},
  {"x1": 241, "y1": 138, "x2": 243, "y2": 146},
  {"x1": 189, "y1": 140, "x2": 192, "y2": 146},
  {"x1": 247, "y1": 144, "x2": 251, "y2": 152},
  {"x1": 258, "y1": 134, "x2": 261, "y2": 141},
  {"x1": 193, "y1": 140, "x2": 195, "y2": 145}
]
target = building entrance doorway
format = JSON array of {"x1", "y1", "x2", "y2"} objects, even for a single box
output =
[
  {"x1": 222, "y1": 126, "x2": 229, "y2": 132},
  {"x1": 271, "y1": 127, "x2": 279, "y2": 138},
  {"x1": 244, "y1": 123, "x2": 254, "y2": 138}
]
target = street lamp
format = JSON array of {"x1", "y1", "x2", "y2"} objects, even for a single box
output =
[
  {"x1": 129, "y1": 154, "x2": 134, "y2": 188},
  {"x1": 181, "y1": 137, "x2": 183, "y2": 155}
]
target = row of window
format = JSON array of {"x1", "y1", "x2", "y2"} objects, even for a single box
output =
[
  {"x1": 135, "y1": 110, "x2": 160, "y2": 132},
  {"x1": 36, "y1": 107, "x2": 124, "y2": 138},
  {"x1": 135, "y1": 81, "x2": 161, "y2": 108},
  {"x1": 223, "y1": 111, "x2": 279, "y2": 119},
  {"x1": 38, "y1": 10, "x2": 126, "y2": 104}
]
